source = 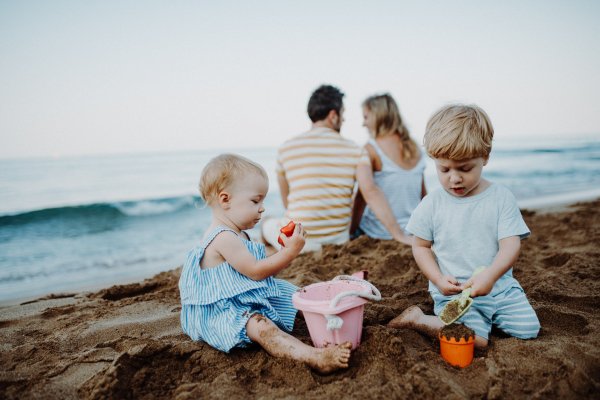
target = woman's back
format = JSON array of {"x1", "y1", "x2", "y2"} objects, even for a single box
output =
[
  {"x1": 370, "y1": 133, "x2": 421, "y2": 172},
  {"x1": 359, "y1": 136, "x2": 426, "y2": 239}
]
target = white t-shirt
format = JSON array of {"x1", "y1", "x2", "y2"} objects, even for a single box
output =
[{"x1": 405, "y1": 182, "x2": 530, "y2": 297}]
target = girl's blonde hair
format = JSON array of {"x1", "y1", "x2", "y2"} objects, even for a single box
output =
[
  {"x1": 363, "y1": 93, "x2": 419, "y2": 160},
  {"x1": 199, "y1": 153, "x2": 268, "y2": 206},
  {"x1": 424, "y1": 104, "x2": 494, "y2": 160}
]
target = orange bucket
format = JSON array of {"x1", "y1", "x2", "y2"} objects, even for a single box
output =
[{"x1": 439, "y1": 333, "x2": 475, "y2": 367}]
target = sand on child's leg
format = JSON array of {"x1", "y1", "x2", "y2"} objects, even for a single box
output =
[
  {"x1": 246, "y1": 313, "x2": 351, "y2": 374},
  {"x1": 387, "y1": 306, "x2": 488, "y2": 347}
]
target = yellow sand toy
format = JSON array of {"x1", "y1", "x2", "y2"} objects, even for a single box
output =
[{"x1": 438, "y1": 266, "x2": 487, "y2": 325}]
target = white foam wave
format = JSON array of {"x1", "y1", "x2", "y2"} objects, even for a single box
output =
[{"x1": 113, "y1": 195, "x2": 197, "y2": 216}]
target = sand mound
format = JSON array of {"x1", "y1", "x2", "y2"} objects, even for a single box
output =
[{"x1": 1, "y1": 200, "x2": 600, "y2": 399}]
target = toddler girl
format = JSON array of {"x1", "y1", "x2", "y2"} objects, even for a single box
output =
[{"x1": 179, "y1": 153, "x2": 352, "y2": 373}]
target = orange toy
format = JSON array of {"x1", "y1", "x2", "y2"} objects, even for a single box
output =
[
  {"x1": 277, "y1": 221, "x2": 296, "y2": 247},
  {"x1": 439, "y1": 333, "x2": 475, "y2": 367}
]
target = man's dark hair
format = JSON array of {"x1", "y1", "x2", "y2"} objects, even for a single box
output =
[{"x1": 307, "y1": 85, "x2": 344, "y2": 122}]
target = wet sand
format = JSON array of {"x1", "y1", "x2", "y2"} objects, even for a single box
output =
[{"x1": 1, "y1": 199, "x2": 599, "y2": 399}]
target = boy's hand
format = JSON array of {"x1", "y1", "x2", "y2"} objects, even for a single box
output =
[
  {"x1": 279, "y1": 223, "x2": 306, "y2": 253},
  {"x1": 434, "y1": 275, "x2": 462, "y2": 296},
  {"x1": 457, "y1": 235, "x2": 520, "y2": 298},
  {"x1": 459, "y1": 271, "x2": 495, "y2": 297}
]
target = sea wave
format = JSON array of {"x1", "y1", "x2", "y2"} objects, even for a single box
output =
[
  {"x1": 112, "y1": 195, "x2": 198, "y2": 216},
  {"x1": 0, "y1": 195, "x2": 203, "y2": 226}
]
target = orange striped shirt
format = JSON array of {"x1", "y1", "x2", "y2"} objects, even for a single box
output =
[{"x1": 276, "y1": 128, "x2": 369, "y2": 238}]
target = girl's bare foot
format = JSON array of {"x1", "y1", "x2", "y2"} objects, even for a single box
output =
[
  {"x1": 387, "y1": 305, "x2": 423, "y2": 329},
  {"x1": 307, "y1": 341, "x2": 352, "y2": 374},
  {"x1": 247, "y1": 316, "x2": 352, "y2": 374}
]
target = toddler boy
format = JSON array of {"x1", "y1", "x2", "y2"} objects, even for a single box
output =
[{"x1": 387, "y1": 104, "x2": 540, "y2": 347}]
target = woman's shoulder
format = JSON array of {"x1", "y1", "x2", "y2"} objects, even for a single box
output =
[
  {"x1": 363, "y1": 140, "x2": 380, "y2": 159},
  {"x1": 373, "y1": 135, "x2": 424, "y2": 171}
]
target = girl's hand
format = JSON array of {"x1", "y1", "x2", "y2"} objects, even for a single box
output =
[
  {"x1": 434, "y1": 275, "x2": 462, "y2": 296},
  {"x1": 280, "y1": 223, "x2": 306, "y2": 254}
]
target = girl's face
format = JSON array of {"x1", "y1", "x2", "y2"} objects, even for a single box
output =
[
  {"x1": 225, "y1": 173, "x2": 268, "y2": 231},
  {"x1": 362, "y1": 106, "x2": 376, "y2": 135}
]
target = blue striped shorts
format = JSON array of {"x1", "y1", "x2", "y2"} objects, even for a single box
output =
[{"x1": 432, "y1": 286, "x2": 540, "y2": 340}]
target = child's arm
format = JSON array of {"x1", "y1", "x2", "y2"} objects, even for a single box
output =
[
  {"x1": 459, "y1": 235, "x2": 521, "y2": 297},
  {"x1": 214, "y1": 224, "x2": 306, "y2": 281},
  {"x1": 412, "y1": 236, "x2": 462, "y2": 296}
]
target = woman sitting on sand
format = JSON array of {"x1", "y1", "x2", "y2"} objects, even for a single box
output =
[{"x1": 350, "y1": 94, "x2": 427, "y2": 245}]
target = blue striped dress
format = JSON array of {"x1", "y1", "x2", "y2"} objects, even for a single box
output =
[{"x1": 179, "y1": 226, "x2": 299, "y2": 353}]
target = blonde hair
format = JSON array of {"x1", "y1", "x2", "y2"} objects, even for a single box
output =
[
  {"x1": 363, "y1": 94, "x2": 419, "y2": 160},
  {"x1": 199, "y1": 153, "x2": 268, "y2": 206},
  {"x1": 424, "y1": 104, "x2": 494, "y2": 160}
]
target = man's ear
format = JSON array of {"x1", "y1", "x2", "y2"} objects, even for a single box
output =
[
  {"x1": 327, "y1": 109, "x2": 338, "y2": 125},
  {"x1": 483, "y1": 155, "x2": 490, "y2": 166},
  {"x1": 218, "y1": 191, "x2": 231, "y2": 210}
]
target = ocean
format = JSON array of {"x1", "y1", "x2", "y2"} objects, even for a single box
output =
[{"x1": 1, "y1": 135, "x2": 600, "y2": 302}]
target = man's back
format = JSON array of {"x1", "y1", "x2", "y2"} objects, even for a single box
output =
[{"x1": 276, "y1": 128, "x2": 366, "y2": 245}]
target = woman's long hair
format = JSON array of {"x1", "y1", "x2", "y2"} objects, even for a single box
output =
[{"x1": 363, "y1": 94, "x2": 418, "y2": 160}]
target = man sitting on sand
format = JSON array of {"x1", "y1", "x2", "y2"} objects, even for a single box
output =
[
  {"x1": 261, "y1": 85, "x2": 368, "y2": 253},
  {"x1": 388, "y1": 104, "x2": 541, "y2": 347}
]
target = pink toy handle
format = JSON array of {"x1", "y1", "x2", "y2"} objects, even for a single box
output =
[
  {"x1": 329, "y1": 275, "x2": 381, "y2": 308},
  {"x1": 324, "y1": 275, "x2": 382, "y2": 331}
]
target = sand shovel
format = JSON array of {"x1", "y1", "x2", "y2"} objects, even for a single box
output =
[{"x1": 438, "y1": 266, "x2": 487, "y2": 325}]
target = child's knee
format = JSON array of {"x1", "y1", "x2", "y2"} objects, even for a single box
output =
[
  {"x1": 529, "y1": 319, "x2": 541, "y2": 338},
  {"x1": 501, "y1": 314, "x2": 541, "y2": 339},
  {"x1": 246, "y1": 313, "x2": 277, "y2": 341},
  {"x1": 247, "y1": 313, "x2": 272, "y2": 327},
  {"x1": 517, "y1": 321, "x2": 541, "y2": 339}
]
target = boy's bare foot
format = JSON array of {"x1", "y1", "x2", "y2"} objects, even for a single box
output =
[
  {"x1": 307, "y1": 341, "x2": 352, "y2": 374},
  {"x1": 387, "y1": 306, "x2": 445, "y2": 338},
  {"x1": 387, "y1": 305, "x2": 423, "y2": 329}
]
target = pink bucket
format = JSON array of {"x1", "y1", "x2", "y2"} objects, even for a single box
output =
[{"x1": 292, "y1": 280, "x2": 372, "y2": 350}]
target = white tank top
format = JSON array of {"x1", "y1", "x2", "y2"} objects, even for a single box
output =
[{"x1": 359, "y1": 138, "x2": 426, "y2": 239}]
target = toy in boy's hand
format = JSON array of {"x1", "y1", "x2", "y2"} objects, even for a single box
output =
[
  {"x1": 278, "y1": 221, "x2": 296, "y2": 247},
  {"x1": 438, "y1": 266, "x2": 487, "y2": 325}
]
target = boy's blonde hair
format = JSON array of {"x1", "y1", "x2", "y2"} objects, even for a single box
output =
[
  {"x1": 199, "y1": 153, "x2": 268, "y2": 206},
  {"x1": 424, "y1": 104, "x2": 494, "y2": 160},
  {"x1": 363, "y1": 93, "x2": 419, "y2": 160}
]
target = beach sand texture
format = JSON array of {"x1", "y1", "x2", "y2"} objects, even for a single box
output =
[{"x1": 1, "y1": 200, "x2": 599, "y2": 399}]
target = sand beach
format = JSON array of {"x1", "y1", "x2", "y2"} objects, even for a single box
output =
[{"x1": 1, "y1": 199, "x2": 599, "y2": 399}]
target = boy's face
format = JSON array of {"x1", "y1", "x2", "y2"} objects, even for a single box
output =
[
  {"x1": 223, "y1": 173, "x2": 268, "y2": 231},
  {"x1": 435, "y1": 156, "x2": 489, "y2": 198}
]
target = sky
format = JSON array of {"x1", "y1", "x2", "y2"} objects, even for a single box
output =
[{"x1": 1, "y1": 0, "x2": 599, "y2": 159}]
